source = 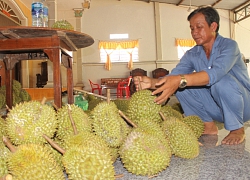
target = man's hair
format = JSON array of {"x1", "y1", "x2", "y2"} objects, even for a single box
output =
[{"x1": 187, "y1": 6, "x2": 220, "y2": 33}]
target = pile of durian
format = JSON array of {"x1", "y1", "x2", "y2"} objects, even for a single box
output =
[
  {"x1": 0, "y1": 89, "x2": 204, "y2": 180},
  {"x1": 0, "y1": 80, "x2": 31, "y2": 109}
]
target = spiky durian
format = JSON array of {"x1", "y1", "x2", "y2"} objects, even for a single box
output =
[
  {"x1": 52, "y1": 20, "x2": 74, "y2": 30},
  {"x1": 171, "y1": 102, "x2": 184, "y2": 114},
  {"x1": 161, "y1": 116, "x2": 199, "y2": 159},
  {"x1": 180, "y1": 115, "x2": 204, "y2": 138},
  {"x1": 63, "y1": 145, "x2": 115, "y2": 180},
  {"x1": 5, "y1": 101, "x2": 58, "y2": 145},
  {"x1": 119, "y1": 130, "x2": 172, "y2": 176},
  {"x1": 161, "y1": 105, "x2": 183, "y2": 119},
  {"x1": 56, "y1": 104, "x2": 92, "y2": 141},
  {"x1": 19, "y1": 89, "x2": 31, "y2": 102},
  {"x1": 127, "y1": 90, "x2": 162, "y2": 124},
  {"x1": 112, "y1": 99, "x2": 130, "y2": 114},
  {"x1": 6, "y1": 143, "x2": 65, "y2": 180},
  {"x1": 0, "y1": 146, "x2": 10, "y2": 177},
  {"x1": 91, "y1": 101, "x2": 129, "y2": 147}
]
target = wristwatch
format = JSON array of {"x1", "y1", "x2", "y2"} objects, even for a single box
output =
[{"x1": 179, "y1": 74, "x2": 187, "y2": 88}]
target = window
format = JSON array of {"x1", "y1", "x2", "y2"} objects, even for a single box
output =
[
  {"x1": 176, "y1": 38, "x2": 196, "y2": 59},
  {"x1": 99, "y1": 38, "x2": 139, "y2": 70}
]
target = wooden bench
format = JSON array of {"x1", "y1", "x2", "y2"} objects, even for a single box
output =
[{"x1": 101, "y1": 78, "x2": 127, "y2": 95}]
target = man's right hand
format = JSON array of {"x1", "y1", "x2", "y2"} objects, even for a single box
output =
[{"x1": 133, "y1": 76, "x2": 152, "y2": 91}]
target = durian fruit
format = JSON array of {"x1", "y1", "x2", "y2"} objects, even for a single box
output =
[
  {"x1": 85, "y1": 93, "x2": 105, "y2": 110},
  {"x1": 119, "y1": 129, "x2": 172, "y2": 176},
  {"x1": 91, "y1": 101, "x2": 130, "y2": 148},
  {"x1": 4, "y1": 137, "x2": 65, "y2": 180},
  {"x1": 112, "y1": 99, "x2": 130, "y2": 115},
  {"x1": 52, "y1": 19, "x2": 74, "y2": 30},
  {"x1": 43, "y1": 135, "x2": 116, "y2": 180},
  {"x1": 171, "y1": 102, "x2": 184, "y2": 114},
  {"x1": 161, "y1": 105, "x2": 183, "y2": 119},
  {"x1": 56, "y1": 104, "x2": 92, "y2": 141},
  {"x1": 5, "y1": 101, "x2": 58, "y2": 145},
  {"x1": 63, "y1": 131, "x2": 118, "y2": 162},
  {"x1": 0, "y1": 118, "x2": 10, "y2": 177},
  {"x1": 180, "y1": 115, "x2": 204, "y2": 138},
  {"x1": 127, "y1": 90, "x2": 162, "y2": 124},
  {"x1": 19, "y1": 89, "x2": 31, "y2": 101},
  {"x1": 161, "y1": 116, "x2": 199, "y2": 159},
  {"x1": 0, "y1": 93, "x2": 5, "y2": 108},
  {"x1": 63, "y1": 145, "x2": 115, "y2": 180}
]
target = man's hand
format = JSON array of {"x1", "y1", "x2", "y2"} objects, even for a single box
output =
[
  {"x1": 133, "y1": 76, "x2": 152, "y2": 91},
  {"x1": 152, "y1": 75, "x2": 181, "y2": 104}
]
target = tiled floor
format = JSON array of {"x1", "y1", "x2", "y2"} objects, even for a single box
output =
[{"x1": 113, "y1": 96, "x2": 250, "y2": 180}]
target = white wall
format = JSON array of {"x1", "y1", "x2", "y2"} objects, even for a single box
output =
[{"x1": 55, "y1": 0, "x2": 246, "y2": 92}]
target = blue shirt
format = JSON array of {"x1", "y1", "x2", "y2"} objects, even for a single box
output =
[{"x1": 170, "y1": 34, "x2": 250, "y2": 90}]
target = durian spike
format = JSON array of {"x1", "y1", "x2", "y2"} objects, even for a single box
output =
[
  {"x1": 115, "y1": 174, "x2": 124, "y2": 178},
  {"x1": 2, "y1": 136, "x2": 16, "y2": 153},
  {"x1": 118, "y1": 110, "x2": 137, "y2": 128},
  {"x1": 106, "y1": 89, "x2": 111, "y2": 103},
  {"x1": 41, "y1": 97, "x2": 47, "y2": 105},
  {"x1": 159, "y1": 112, "x2": 166, "y2": 121},
  {"x1": 67, "y1": 104, "x2": 78, "y2": 135},
  {"x1": 73, "y1": 88, "x2": 107, "y2": 99},
  {"x1": 52, "y1": 102, "x2": 59, "y2": 111},
  {"x1": 42, "y1": 134, "x2": 66, "y2": 154},
  {"x1": 0, "y1": 174, "x2": 12, "y2": 180}
]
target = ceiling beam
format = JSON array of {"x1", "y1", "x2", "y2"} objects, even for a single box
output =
[
  {"x1": 176, "y1": 0, "x2": 185, "y2": 6},
  {"x1": 232, "y1": 0, "x2": 250, "y2": 11},
  {"x1": 211, "y1": 0, "x2": 222, "y2": 7}
]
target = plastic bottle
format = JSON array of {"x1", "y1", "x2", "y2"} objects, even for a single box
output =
[
  {"x1": 42, "y1": 0, "x2": 48, "y2": 27},
  {"x1": 31, "y1": 1, "x2": 43, "y2": 27}
]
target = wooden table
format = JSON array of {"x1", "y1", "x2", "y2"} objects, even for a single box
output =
[{"x1": 0, "y1": 26, "x2": 94, "y2": 109}]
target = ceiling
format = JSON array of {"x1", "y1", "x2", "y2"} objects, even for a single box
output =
[{"x1": 135, "y1": 0, "x2": 250, "y2": 11}]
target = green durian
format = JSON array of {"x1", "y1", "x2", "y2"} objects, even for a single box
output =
[
  {"x1": 180, "y1": 115, "x2": 204, "y2": 138},
  {"x1": 5, "y1": 101, "x2": 58, "y2": 145},
  {"x1": 56, "y1": 104, "x2": 92, "y2": 141},
  {"x1": 91, "y1": 101, "x2": 129, "y2": 147},
  {"x1": 119, "y1": 130, "x2": 172, "y2": 176},
  {"x1": 161, "y1": 116, "x2": 199, "y2": 159},
  {"x1": 6, "y1": 143, "x2": 65, "y2": 180},
  {"x1": 52, "y1": 20, "x2": 74, "y2": 30},
  {"x1": 161, "y1": 105, "x2": 183, "y2": 119},
  {"x1": 127, "y1": 90, "x2": 162, "y2": 124}
]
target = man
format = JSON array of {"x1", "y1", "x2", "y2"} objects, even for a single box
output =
[{"x1": 133, "y1": 7, "x2": 250, "y2": 145}]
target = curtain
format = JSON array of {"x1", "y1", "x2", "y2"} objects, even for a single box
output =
[
  {"x1": 99, "y1": 39, "x2": 139, "y2": 70},
  {"x1": 175, "y1": 38, "x2": 196, "y2": 47}
]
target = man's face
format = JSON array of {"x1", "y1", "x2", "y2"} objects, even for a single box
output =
[{"x1": 189, "y1": 13, "x2": 217, "y2": 46}]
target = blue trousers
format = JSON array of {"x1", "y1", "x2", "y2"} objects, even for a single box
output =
[{"x1": 175, "y1": 74, "x2": 250, "y2": 131}]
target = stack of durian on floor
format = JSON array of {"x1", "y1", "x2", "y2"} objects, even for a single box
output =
[{"x1": 0, "y1": 89, "x2": 204, "y2": 180}]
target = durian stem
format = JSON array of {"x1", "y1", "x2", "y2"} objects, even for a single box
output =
[
  {"x1": 0, "y1": 174, "x2": 12, "y2": 180},
  {"x1": 42, "y1": 134, "x2": 66, "y2": 154},
  {"x1": 2, "y1": 136, "x2": 16, "y2": 153},
  {"x1": 67, "y1": 104, "x2": 78, "y2": 135},
  {"x1": 118, "y1": 110, "x2": 137, "y2": 128},
  {"x1": 52, "y1": 102, "x2": 59, "y2": 111},
  {"x1": 115, "y1": 174, "x2": 124, "y2": 178},
  {"x1": 159, "y1": 112, "x2": 166, "y2": 121},
  {"x1": 73, "y1": 88, "x2": 107, "y2": 99},
  {"x1": 41, "y1": 97, "x2": 47, "y2": 105},
  {"x1": 5, "y1": 105, "x2": 11, "y2": 112},
  {"x1": 148, "y1": 174, "x2": 158, "y2": 179}
]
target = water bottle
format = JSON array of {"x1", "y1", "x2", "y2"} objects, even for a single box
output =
[
  {"x1": 32, "y1": 1, "x2": 43, "y2": 27},
  {"x1": 42, "y1": 0, "x2": 48, "y2": 27},
  {"x1": 43, "y1": 6, "x2": 48, "y2": 27}
]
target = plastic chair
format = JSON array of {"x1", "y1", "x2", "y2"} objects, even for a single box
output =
[
  {"x1": 152, "y1": 68, "x2": 169, "y2": 78},
  {"x1": 88, "y1": 79, "x2": 102, "y2": 95},
  {"x1": 117, "y1": 76, "x2": 132, "y2": 98}
]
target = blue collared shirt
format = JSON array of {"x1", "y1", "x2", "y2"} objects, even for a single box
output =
[{"x1": 170, "y1": 34, "x2": 250, "y2": 90}]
